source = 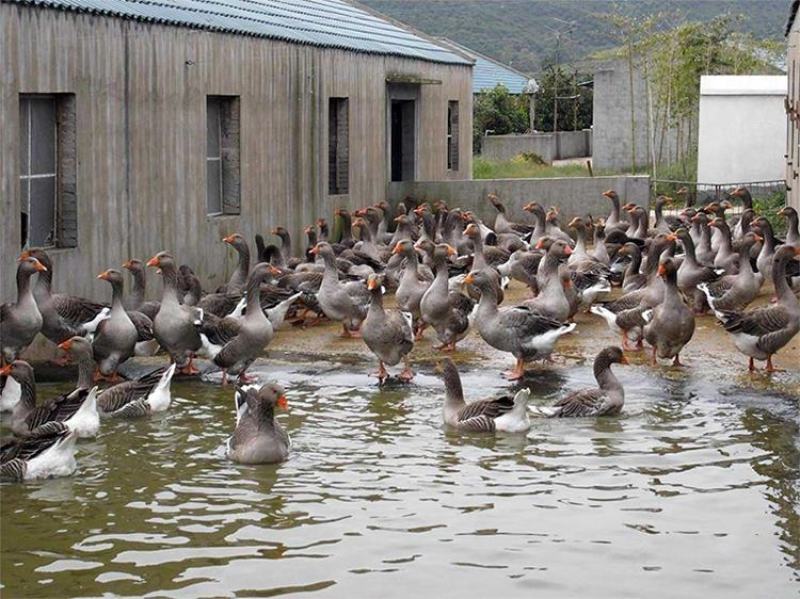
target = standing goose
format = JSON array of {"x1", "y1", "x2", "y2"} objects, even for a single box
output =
[
  {"x1": 221, "y1": 233, "x2": 251, "y2": 294},
  {"x1": 147, "y1": 252, "x2": 203, "y2": 374},
  {"x1": 691, "y1": 212, "x2": 716, "y2": 266},
  {"x1": 674, "y1": 227, "x2": 721, "y2": 312},
  {"x1": 752, "y1": 217, "x2": 779, "y2": 286},
  {"x1": 1, "y1": 256, "x2": 46, "y2": 363},
  {"x1": 779, "y1": 206, "x2": 800, "y2": 247},
  {"x1": 311, "y1": 242, "x2": 370, "y2": 337},
  {"x1": 419, "y1": 244, "x2": 474, "y2": 351},
  {"x1": 710, "y1": 217, "x2": 738, "y2": 273},
  {"x1": 61, "y1": 335, "x2": 176, "y2": 417},
  {"x1": 532, "y1": 346, "x2": 628, "y2": 417},
  {"x1": 122, "y1": 259, "x2": 160, "y2": 320},
  {"x1": 643, "y1": 258, "x2": 695, "y2": 366},
  {"x1": 440, "y1": 359, "x2": 530, "y2": 433},
  {"x1": 226, "y1": 383, "x2": 290, "y2": 464},
  {"x1": 619, "y1": 243, "x2": 646, "y2": 292},
  {"x1": 392, "y1": 240, "x2": 432, "y2": 339},
  {"x1": 361, "y1": 274, "x2": 415, "y2": 384},
  {"x1": 714, "y1": 245, "x2": 800, "y2": 372},
  {"x1": 730, "y1": 186, "x2": 754, "y2": 239},
  {"x1": 92, "y1": 269, "x2": 138, "y2": 379},
  {"x1": 1, "y1": 359, "x2": 99, "y2": 439},
  {"x1": 200, "y1": 263, "x2": 276, "y2": 385},
  {"x1": 19, "y1": 249, "x2": 108, "y2": 346},
  {"x1": 698, "y1": 232, "x2": 764, "y2": 313},
  {"x1": 1, "y1": 428, "x2": 79, "y2": 482},
  {"x1": 465, "y1": 270, "x2": 575, "y2": 380}
]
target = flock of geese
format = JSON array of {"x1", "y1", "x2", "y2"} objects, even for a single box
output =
[{"x1": 1, "y1": 188, "x2": 799, "y2": 481}]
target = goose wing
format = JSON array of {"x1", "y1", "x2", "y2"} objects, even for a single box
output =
[
  {"x1": 552, "y1": 388, "x2": 606, "y2": 417},
  {"x1": 97, "y1": 367, "x2": 168, "y2": 413}
]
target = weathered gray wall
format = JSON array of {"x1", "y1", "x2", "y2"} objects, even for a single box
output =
[
  {"x1": 481, "y1": 130, "x2": 591, "y2": 163},
  {"x1": 389, "y1": 175, "x2": 650, "y2": 225},
  {"x1": 592, "y1": 59, "x2": 685, "y2": 172},
  {"x1": 0, "y1": 5, "x2": 473, "y2": 301},
  {"x1": 787, "y1": 20, "x2": 800, "y2": 211}
]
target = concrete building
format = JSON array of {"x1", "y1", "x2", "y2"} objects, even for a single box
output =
[
  {"x1": 697, "y1": 75, "x2": 787, "y2": 185},
  {"x1": 1, "y1": 0, "x2": 473, "y2": 299},
  {"x1": 786, "y1": 1, "x2": 800, "y2": 210}
]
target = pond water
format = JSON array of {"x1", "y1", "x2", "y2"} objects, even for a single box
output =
[{"x1": 1, "y1": 357, "x2": 798, "y2": 597}]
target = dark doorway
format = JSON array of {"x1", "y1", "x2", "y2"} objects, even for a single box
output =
[{"x1": 390, "y1": 99, "x2": 415, "y2": 182}]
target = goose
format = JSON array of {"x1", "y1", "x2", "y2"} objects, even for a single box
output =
[
  {"x1": 779, "y1": 206, "x2": 800, "y2": 247},
  {"x1": 531, "y1": 346, "x2": 628, "y2": 417},
  {"x1": 393, "y1": 240, "x2": 433, "y2": 339},
  {"x1": 60, "y1": 335, "x2": 176, "y2": 417},
  {"x1": 710, "y1": 217, "x2": 738, "y2": 273},
  {"x1": 522, "y1": 201, "x2": 549, "y2": 243},
  {"x1": 602, "y1": 190, "x2": 627, "y2": 230},
  {"x1": 19, "y1": 249, "x2": 108, "y2": 346},
  {"x1": 698, "y1": 232, "x2": 764, "y2": 313},
  {"x1": 222, "y1": 233, "x2": 251, "y2": 294},
  {"x1": 713, "y1": 245, "x2": 800, "y2": 372},
  {"x1": 1, "y1": 256, "x2": 46, "y2": 363},
  {"x1": 497, "y1": 249, "x2": 543, "y2": 293},
  {"x1": 0, "y1": 372, "x2": 22, "y2": 413},
  {"x1": 361, "y1": 274, "x2": 414, "y2": 384},
  {"x1": 419, "y1": 244, "x2": 474, "y2": 351},
  {"x1": 652, "y1": 195, "x2": 676, "y2": 234},
  {"x1": 752, "y1": 217, "x2": 780, "y2": 286},
  {"x1": 311, "y1": 242, "x2": 370, "y2": 337},
  {"x1": 674, "y1": 227, "x2": 722, "y2": 312},
  {"x1": 226, "y1": 383, "x2": 290, "y2": 464},
  {"x1": 440, "y1": 359, "x2": 530, "y2": 433},
  {"x1": 643, "y1": 258, "x2": 695, "y2": 366},
  {"x1": 527, "y1": 239, "x2": 574, "y2": 321},
  {"x1": 465, "y1": 270, "x2": 575, "y2": 380},
  {"x1": 691, "y1": 212, "x2": 716, "y2": 267},
  {"x1": 730, "y1": 186, "x2": 754, "y2": 239},
  {"x1": 1, "y1": 360, "x2": 99, "y2": 438},
  {"x1": 488, "y1": 193, "x2": 533, "y2": 236},
  {"x1": 147, "y1": 252, "x2": 203, "y2": 374},
  {"x1": 122, "y1": 259, "x2": 160, "y2": 320},
  {"x1": 92, "y1": 269, "x2": 138, "y2": 379},
  {"x1": 619, "y1": 242, "x2": 646, "y2": 292},
  {"x1": 0, "y1": 427, "x2": 79, "y2": 482}
]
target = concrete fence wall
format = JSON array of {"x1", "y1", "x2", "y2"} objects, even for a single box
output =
[
  {"x1": 481, "y1": 130, "x2": 592, "y2": 163},
  {"x1": 389, "y1": 175, "x2": 650, "y2": 226}
]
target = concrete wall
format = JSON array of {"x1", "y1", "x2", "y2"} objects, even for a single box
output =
[
  {"x1": 787, "y1": 21, "x2": 800, "y2": 211},
  {"x1": 481, "y1": 130, "x2": 591, "y2": 163},
  {"x1": 593, "y1": 59, "x2": 685, "y2": 172},
  {"x1": 1, "y1": 4, "x2": 473, "y2": 300},
  {"x1": 697, "y1": 91, "x2": 786, "y2": 184},
  {"x1": 389, "y1": 175, "x2": 650, "y2": 225}
]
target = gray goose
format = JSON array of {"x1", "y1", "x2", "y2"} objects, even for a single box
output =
[
  {"x1": 311, "y1": 242, "x2": 370, "y2": 337},
  {"x1": 199, "y1": 263, "x2": 276, "y2": 385},
  {"x1": 440, "y1": 359, "x2": 530, "y2": 433},
  {"x1": 714, "y1": 245, "x2": 800, "y2": 372},
  {"x1": 779, "y1": 206, "x2": 800, "y2": 247},
  {"x1": 674, "y1": 227, "x2": 721, "y2": 312},
  {"x1": 465, "y1": 270, "x2": 575, "y2": 380},
  {"x1": 122, "y1": 259, "x2": 160, "y2": 320},
  {"x1": 92, "y1": 269, "x2": 138, "y2": 379},
  {"x1": 690, "y1": 212, "x2": 716, "y2": 267},
  {"x1": 147, "y1": 252, "x2": 203, "y2": 374},
  {"x1": 698, "y1": 232, "x2": 764, "y2": 313},
  {"x1": 226, "y1": 383, "x2": 290, "y2": 464},
  {"x1": 526, "y1": 239, "x2": 573, "y2": 321},
  {"x1": 532, "y1": 346, "x2": 627, "y2": 417},
  {"x1": 522, "y1": 202, "x2": 549, "y2": 243},
  {"x1": 419, "y1": 244, "x2": 474, "y2": 352},
  {"x1": 643, "y1": 258, "x2": 695, "y2": 366},
  {"x1": 222, "y1": 233, "x2": 251, "y2": 294},
  {"x1": 61, "y1": 335, "x2": 175, "y2": 417},
  {"x1": 393, "y1": 240, "x2": 433, "y2": 339},
  {"x1": 602, "y1": 190, "x2": 627, "y2": 231},
  {"x1": 20, "y1": 249, "x2": 108, "y2": 347},
  {"x1": 752, "y1": 217, "x2": 779, "y2": 286},
  {"x1": 1, "y1": 358, "x2": 99, "y2": 438},
  {"x1": 0, "y1": 427, "x2": 78, "y2": 482},
  {"x1": 361, "y1": 274, "x2": 414, "y2": 384},
  {"x1": 619, "y1": 243, "x2": 646, "y2": 292},
  {"x1": 1, "y1": 256, "x2": 46, "y2": 363},
  {"x1": 497, "y1": 249, "x2": 543, "y2": 293},
  {"x1": 710, "y1": 217, "x2": 738, "y2": 273}
]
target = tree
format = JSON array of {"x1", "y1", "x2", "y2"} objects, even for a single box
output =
[
  {"x1": 472, "y1": 85, "x2": 529, "y2": 152},
  {"x1": 534, "y1": 66, "x2": 593, "y2": 133}
]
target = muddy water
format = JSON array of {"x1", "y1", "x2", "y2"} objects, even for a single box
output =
[{"x1": 1, "y1": 351, "x2": 798, "y2": 597}]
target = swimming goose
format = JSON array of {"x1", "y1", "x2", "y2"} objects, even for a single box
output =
[
  {"x1": 1, "y1": 359, "x2": 99, "y2": 438},
  {"x1": 0, "y1": 427, "x2": 79, "y2": 482},
  {"x1": 714, "y1": 245, "x2": 800, "y2": 372},
  {"x1": 147, "y1": 252, "x2": 203, "y2": 374},
  {"x1": 465, "y1": 270, "x2": 575, "y2": 380},
  {"x1": 440, "y1": 359, "x2": 530, "y2": 433},
  {"x1": 362, "y1": 274, "x2": 415, "y2": 384},
  {"x1": 643, "y1": 259, "x2": 695, "y2": 366},
  {"x1": 19, "y1": 249, "x2": 108, "y2": 346},
  {"x1": 226, "y1": 383, "x2": 290, "y2": 464},
  {"x1": 1, "y1": 256, "x2": 46, "y2": 363},
  {"x1": 96, "y1": 364, "x2": 176, "y2": 417},
  {"x1": 199, "y1": 263, "x2": 276, "y2": 384},
  {"x1": 311, "y1": 242, "x2": 370, "y2": 337},
  {"x1": 532, "y1": 346, "x2": 628, "y2": 417},
  {"x1": 419, "y1": 244, "x2": 474, "y2": 351},
  {"x1": 92, "y1": 269, "x2": 138, "y2": 379}
]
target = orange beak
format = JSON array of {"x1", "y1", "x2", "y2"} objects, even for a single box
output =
[
  {"x1": 445, "y1": 245, "x2": 457, "y2": 257},
  {"x1": 268, "y1": 265, "x2": 282, "y2": 276},
  {"x1": 563, "y1": 246, "x2": 573, "y2": 256},
  {"x1": 223, "y1": 234, "x2": 235, "y2": 244},
  {"x1": 309, "y1": 244, "x2": 320, "y2": 256},
  {"x1": 666, "y1": 233, "x2": 678, "y2": 242},
  {"x1": 0, "y1": 364, "x2": 11, "y2": 376},
  {"x1": 32, "y1": 259, "x2": 48, "y2": 272},
  {"x1": 122, "y1": 260, "x2": 133, "y2": 269},
  {"x1": 657, "y1": 264, "x2": 666, "y2": 277},
  {"x1": 753, "y1": 234, "x2": 764, "y2": 243},
  {"x1": 391, "y1": 243, "x2": 403, "y2": 255},
  {"x1": 534, "y1": 239, "x2": 545, "y2": 249},
  {"x1": 97, "y1": 270, "x2": 111, "y2": 280},
  {"x1": 367, "y1": 278, "x2": 379, "y2": 290},
  {"x1": 463, "y1": 273, "x2": 475, "y2": 285},
  {"x1": 277, "y1": 395, "x2": 288, "y2": 410},
  {"x1": 58, "y1": 339, "x2": 73, "y2": 351},
  {"x1": 146, "y1": 255, "x2": 160, "y2": 268},
  {"x1": 19, "y1": 250, "x2": 32, "y2": 260},
  {"x1": 619, "y1": 354, "x2": 630, "y2": 365},
  {"x1": 602, "y1": 190, "x2": 613, "y2": 198}
]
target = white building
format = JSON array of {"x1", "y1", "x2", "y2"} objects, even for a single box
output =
[{"x1": 697, "y1": 75, "x2": 787, "y2": 184}]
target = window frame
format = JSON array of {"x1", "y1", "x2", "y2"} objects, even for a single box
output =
[
  {"x1": 206, "y1": 95, "x2": 241, "y2": 217},
  {"x1": 447, "y1": 100, "x2": 459, "y2": 172},
  {"x1": 328, "y1": 97, "x2": 350, "y2": 196}
]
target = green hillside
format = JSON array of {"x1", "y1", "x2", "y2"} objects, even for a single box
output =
[{"x1": 361, "y1": 0, "x2": 788, "y2": 74}]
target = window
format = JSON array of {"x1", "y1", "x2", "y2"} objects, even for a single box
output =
[
  {"x1": 328, "y1": 97, "x2": 349, "y2": 195},
  {"x1": 206, "y1": 96, "x2": 240, "y2": 215},
  {"x1": 447, "y1": 100, "x2": 459, "y2": 171},
  {"x1": 19, "y1": 94, "x2": 77, "y2": 248}
]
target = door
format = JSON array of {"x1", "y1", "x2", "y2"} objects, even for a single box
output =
[{"x1": 389, "y1": 98, "x2": 416, "y2": 182}]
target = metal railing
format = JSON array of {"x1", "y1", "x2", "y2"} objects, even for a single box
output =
[{"x1": 650, "y1": 179, "x2": 786, "y2": 222}]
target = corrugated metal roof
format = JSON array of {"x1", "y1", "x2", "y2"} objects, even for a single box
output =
[
  {"x1": 436, "y1": 38, "x2": 533, "y2": 94},
  {"x1": 6, "y1": 0, "x2": 472, "y2": 65}
]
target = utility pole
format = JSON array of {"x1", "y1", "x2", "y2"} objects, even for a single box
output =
[{"x1": 546, "y1": 18, "x2": 575, "y2": 160}]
